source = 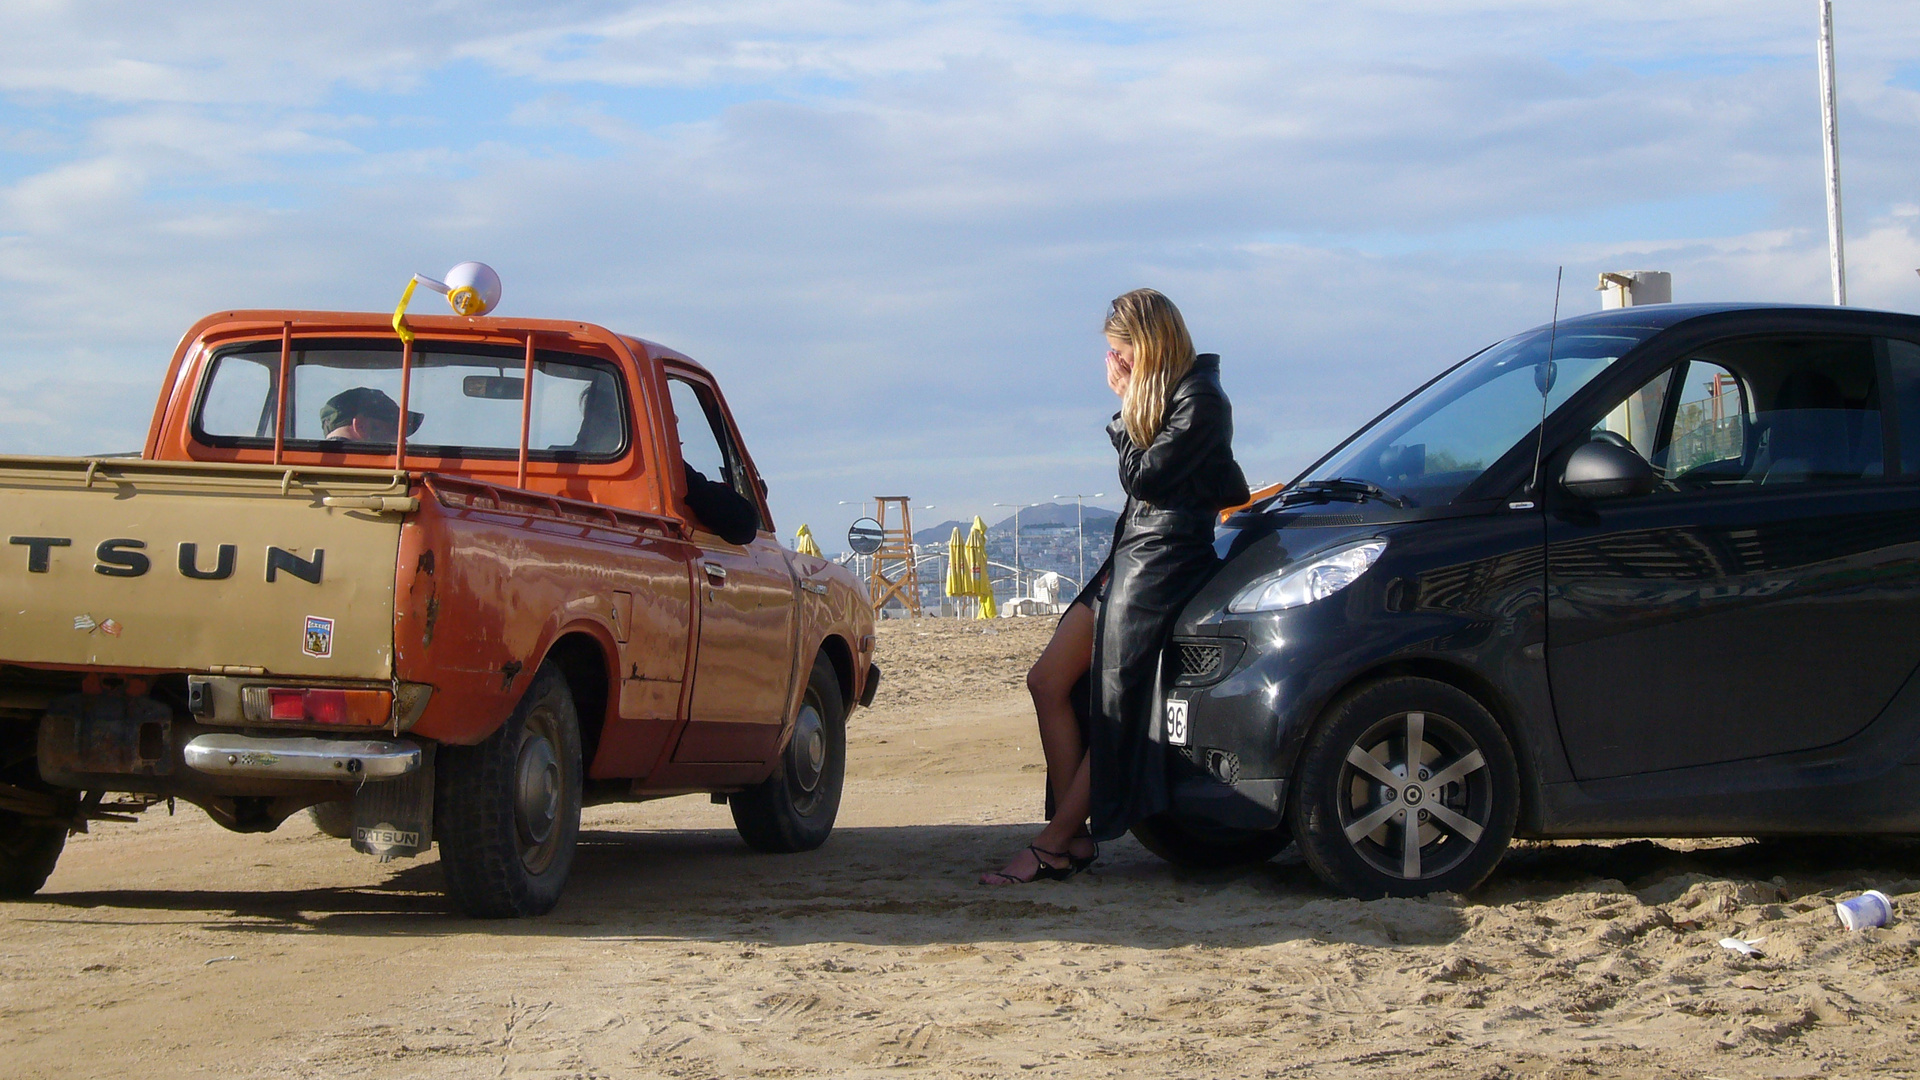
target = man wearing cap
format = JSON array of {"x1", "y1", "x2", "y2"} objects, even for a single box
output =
[{"x1": 320, "y1": 387, "x2": 424, "y2": 444}]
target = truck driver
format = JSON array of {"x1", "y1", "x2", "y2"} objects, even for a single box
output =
[{"x1": 319, "y1": 387, "x2": 424, "y2": 444}]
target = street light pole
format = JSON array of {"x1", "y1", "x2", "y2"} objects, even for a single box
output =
[
  {"x1": 992, "y1": 501, "x2": 1042, "y2": 600},
  {"x1": 1819, "y1": 0, "x2": 1847, "y2": 305},
  {"x1": 1054, "y1": 492, "x2": 1105, "y2": 592}
]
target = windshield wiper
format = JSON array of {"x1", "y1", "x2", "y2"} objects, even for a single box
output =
[{"x1": 1279, "y1": 477, "x2": 1410, "y2": 509}]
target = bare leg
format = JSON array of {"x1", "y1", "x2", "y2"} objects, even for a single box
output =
[
  {"x1": 983, "y1": 605, "x2": 1098, "y2": 884},
  {"x1": 1028, "y1": 603, "x2": 1094, "y2": 812}
]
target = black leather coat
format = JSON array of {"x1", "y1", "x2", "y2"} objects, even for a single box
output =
[{"x1": 1088, "y1": 354, "x2": 1250, "y2": 841}]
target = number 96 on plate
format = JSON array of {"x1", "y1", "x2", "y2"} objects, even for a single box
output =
[{"x1": 1165, "y1": 698, "x2": 1189, "y2": 746}]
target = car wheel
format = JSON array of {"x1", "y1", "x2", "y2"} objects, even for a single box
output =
[
  {"x1": 1131, "y1": 812, "x2": 1291, "y2": 869},
  {"x1": 1290, "y1": 676, "x2": 1517, "y2": 898},
  {"x1": 436, "y1": 661, "x2": 583, "y2": 918},
  {"x1": 307, "y1": 800, "x2": 354, "y2": 840},
  {"x1": 730, "y1": 654, "x2": 846, "y2": 853}
]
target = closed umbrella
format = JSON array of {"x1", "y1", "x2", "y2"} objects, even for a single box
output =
[
  {"x1": 794, "y1": 524, "x2": 822, "y2": 557},
  {"x1": 968, "y1": 516, "x2": 997, "y2": 619},
  {"x1": 944, "y1": 526, "x2": 967, "y2": 598}
]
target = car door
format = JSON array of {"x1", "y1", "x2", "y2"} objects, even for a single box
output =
[
  {"x1": 665, "y1": 374, "x2": 799, "y2": 764},
  {"x1": 1546, "y1": 328, "x2": 1920, "y2": 779}
]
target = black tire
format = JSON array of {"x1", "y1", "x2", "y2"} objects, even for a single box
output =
[
  {"x1": 0, "y1": 811, "x2": 65, "y2": 899},
  {"x1": 1131, "y1": 812, "x2": 1292, "y2": 869},
  {"x1": 436, "y1": 661, "x2": 583, "y2": 918},
  {"x1": 308, "y1": 800, "x2": 354, "y2": 840},
  {"x1": 731, "y1": 654, "x2": 845, "y2": 853},
  {"x1": 1290, "y1": 676, "x2": 1518, "y2": 898}
]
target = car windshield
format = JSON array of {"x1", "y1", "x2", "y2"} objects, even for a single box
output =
[{"x1": 1304, "y1": 327, "x2": 1654, "y2": 505}]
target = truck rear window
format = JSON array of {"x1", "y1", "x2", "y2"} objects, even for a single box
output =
[{"x1": 193, "y1": 339, "x2": 629, "y2": 461}]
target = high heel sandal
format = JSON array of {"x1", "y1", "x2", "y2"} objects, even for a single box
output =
[
  {"x1": 981, "y1": 845, "x2": 1077, "y2": 885},
  {"x1": 1066, "y1": 829, "x2": 1098, "y2": 875}
]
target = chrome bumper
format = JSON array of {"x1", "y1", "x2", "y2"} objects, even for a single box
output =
[{"x1": 182, "y1": 734, "x2": 423, "y2": 780}]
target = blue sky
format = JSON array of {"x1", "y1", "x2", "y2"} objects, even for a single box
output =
[{"x1": 2, "y1": 1, "x2": 1917, "y2": 553}]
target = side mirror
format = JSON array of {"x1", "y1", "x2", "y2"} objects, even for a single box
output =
[{"x1": 1561, "y1": 441, "x2": 1657, "y2": 500}]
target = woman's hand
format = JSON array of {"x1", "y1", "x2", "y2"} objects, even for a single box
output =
[{"x1": 1105, "y1": 348, "x2": 1132, "y2": 397}]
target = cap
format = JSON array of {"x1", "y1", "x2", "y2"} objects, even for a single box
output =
[{"x1": 319, "y1": 387, "x2": 425, "y2": 437}]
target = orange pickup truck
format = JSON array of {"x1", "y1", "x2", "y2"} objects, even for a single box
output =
[{"x1": 0, "y1": 308, "x2": 877, "y2": 917}]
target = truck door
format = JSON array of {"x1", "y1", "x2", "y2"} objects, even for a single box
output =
[{"x1": 665, "y1": 375, "x2": 799, "y2": 763}]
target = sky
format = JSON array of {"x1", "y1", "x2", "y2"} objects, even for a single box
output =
[{"x1": 2, "y1": 1, "x2": 1917, "y2": 554}]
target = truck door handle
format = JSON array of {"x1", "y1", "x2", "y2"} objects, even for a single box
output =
[{"x1": 703, "y1": 561, "x2": 728, "y2": 584}]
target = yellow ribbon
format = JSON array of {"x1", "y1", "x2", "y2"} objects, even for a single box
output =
[{"x1": 392, "y1": 277, "x2": 419, "y2": 343}]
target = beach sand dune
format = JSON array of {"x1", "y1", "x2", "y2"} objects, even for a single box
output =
[{"x1": 4, "y1": 616, "x2": 1918, "y2": 1077}]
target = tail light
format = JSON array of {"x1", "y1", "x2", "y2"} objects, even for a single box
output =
[{"x1": 255, "y1": 688, "x2": 393, "y2": 726}]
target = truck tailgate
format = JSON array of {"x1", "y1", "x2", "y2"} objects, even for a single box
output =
[{"x1": 0, "y1": 457, "x2": 409, "y2": 679}]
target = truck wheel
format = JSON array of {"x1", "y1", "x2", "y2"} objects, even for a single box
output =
[
  {"x1": 0, "y1": 811, "x2": 66, "y2": 899},
  {"x1": 1289, "y1": 676, "x2": 1517, "y2": 899},
  {"x1": 1130, "y1": 812, "x2": 1291, "y2": 869},
  {"x1": 436, "y1": 662, "x2": 582, "y2": 918},
  {"x1": 308, "y1": 800, "x2": 354, "y2": 840},
  {"x1": 730, "y1": 654, "x2": 845, "y2": 853}
]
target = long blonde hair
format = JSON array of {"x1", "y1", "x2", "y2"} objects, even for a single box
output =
[{"x1": 1105, "y1": 288, "x2": 1196, "y2": 448}]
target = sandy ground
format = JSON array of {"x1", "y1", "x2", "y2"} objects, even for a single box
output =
[{"x1": 6, "y1": 616, "x2": 1920, "y2": 1078}]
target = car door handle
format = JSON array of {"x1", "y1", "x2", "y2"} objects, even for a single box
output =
[{"x1": 703, "y1": 561, "x2": 728, "y2": 584}]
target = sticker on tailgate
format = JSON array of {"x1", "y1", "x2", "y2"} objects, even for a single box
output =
[{"x1": 303, "y1": 616, "x2": 334, "y2": 658}]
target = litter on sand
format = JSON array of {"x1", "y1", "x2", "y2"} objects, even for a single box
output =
[{"x1": 1717, "y1": 937, "x2": 1765, "y2": 957}]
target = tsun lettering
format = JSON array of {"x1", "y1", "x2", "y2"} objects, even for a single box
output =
[{"x1": 7, "y1": 537, "x2": 323, "y2": 583}]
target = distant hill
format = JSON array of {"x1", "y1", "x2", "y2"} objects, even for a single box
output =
[
  {"x1": 913, "y1": 519, "x2": 970, "y2": 546},
  {"x1": 911, "y1": 502, "x2": 1118, "y2": 546}
]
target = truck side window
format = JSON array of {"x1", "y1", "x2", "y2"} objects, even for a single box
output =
[{"x1": 667, "y1": 377, "x2": 769, "y2": 536}]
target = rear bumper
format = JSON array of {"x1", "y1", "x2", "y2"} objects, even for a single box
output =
[{"x1": 182, "y1": 734, "x2": 423, "y2": 780}]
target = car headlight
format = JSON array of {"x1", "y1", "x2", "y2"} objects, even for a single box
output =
[{"x1": 1227, "y1": 538, "x2": 1387, "y2": 613}]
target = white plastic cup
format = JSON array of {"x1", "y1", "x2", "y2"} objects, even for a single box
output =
[{"x1": 1835, "y1": 890, "x2": 1893, "y2": 931}]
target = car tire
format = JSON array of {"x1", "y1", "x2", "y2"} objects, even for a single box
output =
[
  {"x1": 1290, "y1": 676, "x2": 1517, "y2": 898},
  {"x1": 436, "y1": 661, "x2": 583, "y2": 918},
  {"x1": 730, "y1": 654, "x2": 846, "y2": 853},
  {"x1": 1131, "y1": 812, "x2": 1292, "y2": 869},
  {"x1": 307, "y1": 800, "x2": 354, "y2": 840}
]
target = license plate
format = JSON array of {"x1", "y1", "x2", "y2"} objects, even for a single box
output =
[{"x1": 1165, "y1": 698, "x2": 1189, "y2": 746}]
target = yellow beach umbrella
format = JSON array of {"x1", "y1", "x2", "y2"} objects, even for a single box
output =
[
  {"x1": 967, "y1": 516, "x2": 997, "y2": 619},
  {"x1": 945, "y1": 526, "x2": 967, "y2": 597},
  {"x1": 793, "y1": 524, "x2": 821, "y2": 557}
]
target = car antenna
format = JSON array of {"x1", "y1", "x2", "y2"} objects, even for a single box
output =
[{"x1": 1524, "y1": 266, "x2": 1564, "y2": 504}]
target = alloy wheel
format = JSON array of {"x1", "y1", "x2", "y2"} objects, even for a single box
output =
[{"x1": 1336, "y1": 709, "x2": 1492, "y2": 882}]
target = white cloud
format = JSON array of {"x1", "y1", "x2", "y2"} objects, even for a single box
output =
[{"x1": 0, "y1": 2, "x2": 1917, "y2": 538}]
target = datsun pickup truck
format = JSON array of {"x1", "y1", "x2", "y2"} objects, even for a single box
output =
[{"x1": 0, "y1": 309, "x2": 878, "y2": 917}]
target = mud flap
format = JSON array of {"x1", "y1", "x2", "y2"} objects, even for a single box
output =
[{"x1": 350, "y1": 743, "x2": 434, "y2": 859}]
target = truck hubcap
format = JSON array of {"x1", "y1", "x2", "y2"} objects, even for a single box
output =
[
  {"x1": 789, "y1": 704, "x2": 825, "y2": 795},
  {"x1": 515, "y1": 730, "x2": 561, "y2": 858}
]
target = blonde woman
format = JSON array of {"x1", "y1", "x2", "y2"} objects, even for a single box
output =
[{"x1": 984, "y1": 289, "x2": 1247, "y2": 884}]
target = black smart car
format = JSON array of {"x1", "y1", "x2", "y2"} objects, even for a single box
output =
[{"x1": 1137, "y1": 302, "x2": 1920, "y2": 897}]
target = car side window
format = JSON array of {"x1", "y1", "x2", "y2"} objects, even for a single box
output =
[
  {"x1": 1593, "y1": 368, "x2": 1673, "y2": 463},
  {"x1": 1648, "y1": 336, "x2": 1883, "y2": 490},
  {"x1": 1884, "y1": 338, "x2": 1920, "y2": 476},
  {"x1": 1665, "y1": 360, "x2": 1748, "y2": 482}
]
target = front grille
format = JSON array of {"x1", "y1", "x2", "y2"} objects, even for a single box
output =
[{"x1": 1177, "y1": 643, "x2": 1223, "y2": 680}]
